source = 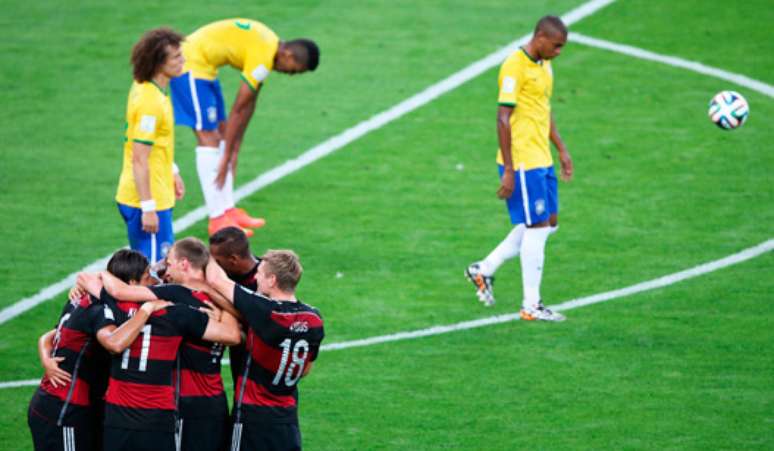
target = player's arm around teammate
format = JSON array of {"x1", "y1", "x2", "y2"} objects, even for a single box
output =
[
  {"x1": 37, "y1": 329, "x2": 70, "y2": 388},
  {"x1": 98, "y1": 270, "x2": 241, "y2": 346},
  {"x1": 75, "y1": 271, "x2": 174, "y2": 353}
]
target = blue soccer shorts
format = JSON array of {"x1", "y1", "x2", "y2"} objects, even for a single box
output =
[
  {"x1": 498, "y1": 165, "x2": 558, "y2": 226},
  {"x1": 117, "y1": 203, "x2": 174, "y2": 264},
  {"x1": 170, "y1": 72, "x2": 226, "y2": 131}
]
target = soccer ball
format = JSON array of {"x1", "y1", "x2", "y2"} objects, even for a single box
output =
[{"x1": 708, "y1": 90, "x2": 749, "y2": 130}]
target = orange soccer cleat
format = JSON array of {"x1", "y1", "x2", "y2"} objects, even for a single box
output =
[
  {"x1": 208, "y1": 214, "x2": 254, "y2": 238},
  {"x1": 226, "y1": 208, "x2": 266, "y2": 229}
]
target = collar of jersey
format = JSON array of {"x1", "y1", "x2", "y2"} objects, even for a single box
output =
[{"x1": 520, "y1": 47, "x2": 543, "y2": 65}]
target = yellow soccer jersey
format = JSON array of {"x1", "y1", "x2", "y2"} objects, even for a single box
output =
[
  {"x1": 115, "y1": 81, "x2": 176, "y2": 210},
  {"x1": 183, "y1": 19, "x2": 280, "y2": 91},
  {"x1": 496, "y1": 48, "x2": 554, "y2": 170}
]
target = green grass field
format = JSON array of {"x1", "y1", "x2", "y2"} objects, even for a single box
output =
[{"x1": 1, "y1": 0, "x2": 773, "y2": 449}]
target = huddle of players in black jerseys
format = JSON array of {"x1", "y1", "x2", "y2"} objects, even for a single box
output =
[{"x1": 28, "y1": 229, "x2": 325, "y2": 451}]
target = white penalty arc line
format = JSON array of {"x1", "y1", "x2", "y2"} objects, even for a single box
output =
[
  {"x1": 569, "y1": 33, "x2": 774, "y2": 98},
  {"x1": 2, "y1": 238, "x2": 771, "y2": 390},
  {"x1": 0, "y1": 0, "x2": 618, "y2": 327}
]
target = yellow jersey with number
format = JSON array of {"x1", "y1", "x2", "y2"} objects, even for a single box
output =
[
  {"x1": 496, "y1": 48, "x2": 554, "y2": 170},
  {"x1": 115, "y1": 81, "x2": 176, "y2": 210},
  {"x1": 183, "y1": 19, "x2": 280, "y2": 91}
]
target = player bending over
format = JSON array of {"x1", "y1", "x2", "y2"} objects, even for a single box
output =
[{"x1": 169, "y1": 19, "x2": 320, "y2": 237}]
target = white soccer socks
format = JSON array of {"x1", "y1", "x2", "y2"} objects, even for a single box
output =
[
  {"x1": 196, "y1": 146, "x2": 226, "y2": 218},
  {"x1": 520, "y1": 226, "x2": 551, "y2": 310},
  {"x1": 218, "y1": 140, "x2": 236, "y2": 211},
  {"x1": 479, "y1": 224, "x2": 526, "y2": 276}
]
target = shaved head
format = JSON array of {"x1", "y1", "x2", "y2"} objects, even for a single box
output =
[{"x1": 534, "y1": 15, "x2": 567, "y2": 38}]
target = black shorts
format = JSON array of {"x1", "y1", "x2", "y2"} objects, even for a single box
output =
[
  {"x1": 28, "y1": 406, "x2": 95, "y2": 451},
  {"x1": 103, "y1": 426, "x2": 174, "y2": 451},
  {"x1": 230, "y1": 422, "x2": 301, "y2": 451},
  {"x1": 179, "y1": 416, "x2": 228, "y2": 451}
]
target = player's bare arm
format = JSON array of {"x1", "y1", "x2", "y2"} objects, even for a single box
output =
[
  {"x1": 550, "y1": 113, "x2": 573, "y2": 181},
  {"x1": 215, "y1": 82, "x2": 260, "y2": 188},
  {"x1": 131, "y1": 141, "x2": 159, "y2": 233},
  {"x1": 186, "y1": 278, "x2": 242, "y2": 320},
  {"x1": 100, "y1": 271, "x2": 155, "y2": 302},
  {"x1": 38, "y1": 329, "x2": 71, "y2": 388},
  {"x1": 205, "y1": 258, "x2": 238, "y2": 306},
  {"x1": 76, "y1": 272, "x2": 104, "y2": 298},
  {"x1": 173, "y1": 166, "x2": 186, "y2": 200},
  {"x1": 95, "y1": 300, "x2": 171, "y2": 354},
  {"x1": 201, "y1": 313, "x2": 241, "y2": 346},
  {"x1": 497, "y1": 105, "x2": 516, "y2": 199}
]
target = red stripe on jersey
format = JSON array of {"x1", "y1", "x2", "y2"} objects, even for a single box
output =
[
  {"x1": 249, "y1": 334, "x2": 283, "y2": 373},
  {"x1": 40, "y1": 376, "x2": 91, "y2": 406},
  {"x1": 269, "y1": 311, "x2": 323, "y2": 329},
  {"x1": 116, "y1": 300, "x2": 169, "y2": 317},
  {"x1": 190, "y1": 291, "x2": 209, "y2": 303},
  {"x1": 105, "y1": 378, "x2": 175, "y2": 410},
  {"x1": 126, "y1": 335, "x2": 182, "y2": 361},
  {"x1": 179, "y1": 369, "x2": 224, "y2": 398},
  {"x1": 56, "y1": 327, "x2": 91, "y2": 354},
  {"x1": 115, "y1": 301, "x2": 142, "y2": 314},
  {"x1": 235, "y1": 376, "x2": 296, "y2": 408}
]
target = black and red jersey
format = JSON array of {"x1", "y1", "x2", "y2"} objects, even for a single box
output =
[
  {"x1": 29, "y1": 294, "x2": 115, "y2": 427},
  {"x1": 101, "y1": 290, "x2": 208, "y2": 432},
  {"x1": 231, "y1": 285, "x2": 325, "y2": 425},
  {"x1": 228, "y1": 260, "x2": 259, "y2": 386},
  {"x1": 149, "y1": 283, "x2": 228, "y2": 419}
]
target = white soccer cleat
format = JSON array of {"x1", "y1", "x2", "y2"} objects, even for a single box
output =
[
  {"x1": 464, "y1": 263, "x2": 495, "y2": 307},
  {"x1": 520, "y1": 301, "x2": 565, "y2": 322}
]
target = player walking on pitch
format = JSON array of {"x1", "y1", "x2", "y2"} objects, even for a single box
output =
[
  {"x1": 466, "y1": 16, "x2": 573, "y2": 321},
  {"x1": 116, "y1": 28, "x2": 186, "y2": 264},
  {"x1": 169, "y1": 18, "x2": 320, "y2": 237}
]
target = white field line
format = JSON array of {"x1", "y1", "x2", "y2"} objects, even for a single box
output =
[
  {"x1": 569, "y1": 33, "x2": 774, "y2": 98},
  {"x1": 3, "y1": 238, "x2": 771, "y2": 389},
  {"x1": 0, "y1": 0, "x2": 618, "y2": 327}
]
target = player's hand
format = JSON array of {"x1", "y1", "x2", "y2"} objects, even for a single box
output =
[
  {"x1": 214, "y1": 157, "x2": 229, "y2": 190},
  {"x1": 558, "y1": 149, "x2": 573, "y2": 181},
  {"x1": 68, "y1": 285, "x2": 85, "y2": 302},
  {"x1": 199, "y1": 301, "x2": 222, "y2": 322},
  {"x1": 497, "y1": 170, "x2": 515, "y2": 199},
  {"x1": 174, "y1": 173, "x2": 186, "y2": 200},
  {"x1": 142, "y1": 300, "x2": 172, "y2": 314},
  {"x1": 43, "y1": 356, "x2": 71, "y2": 388},
  {"x1": 76, "y1": 272, "x2": 102, "y2": 297},
  {"x1": 142, "y1": 211, "x2": 159, "y2": 234}
]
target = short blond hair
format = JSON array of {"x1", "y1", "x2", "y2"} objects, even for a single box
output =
[
  {"x1": 261, "y1": 250, "x2": 303, "y2": 292},
  {"x1": 172, "y1": 237, "x2": 210, "y2": 270}
]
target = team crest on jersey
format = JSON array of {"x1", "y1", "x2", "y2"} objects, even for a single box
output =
[
  {"x1": 252, "y1": 65, "x2": 270, "y2": 83},
  {"x1": 207, "y1": 106, "x2": 217, "y2": 124},
  {"x1": 535, "y1": 198, "x2": 546, "y2": 215},
  {"x1": 289, "y1": 321, "x2": 309, "y2": 333}
]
